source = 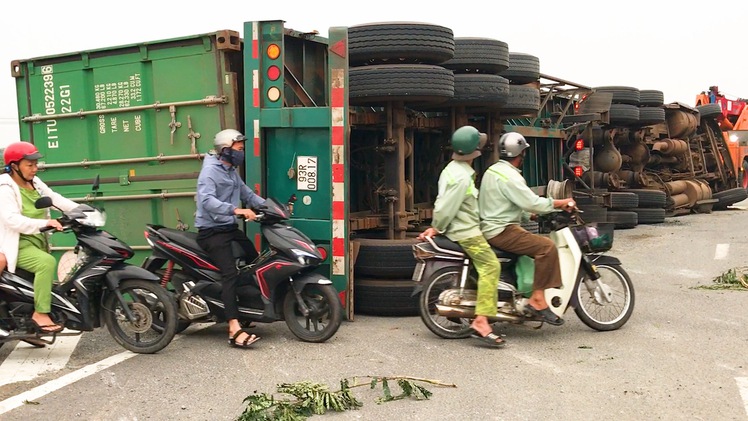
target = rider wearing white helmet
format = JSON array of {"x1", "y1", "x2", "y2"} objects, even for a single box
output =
[
  {"x1": 195, "y1": 129, "x2": 266, "y2": 349},
  {"x1": 479, "y1": 132, "x2": 576, "y2": 326}
]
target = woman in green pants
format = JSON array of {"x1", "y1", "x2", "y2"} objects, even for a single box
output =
[{"x1": 0, "y1": 142, "x2": 79, "y2": 334}]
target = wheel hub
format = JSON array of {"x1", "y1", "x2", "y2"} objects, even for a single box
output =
[{"x1": 126, "y1": 302, "x2": 153, "y2": 334}]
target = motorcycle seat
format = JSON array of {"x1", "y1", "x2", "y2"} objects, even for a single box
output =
[
  {"x1": 433, "y1": 235, "x2": 518, "y2": 260},
  {"x1": 157, "y1": 228, "x2": 202, "y2": 253}
]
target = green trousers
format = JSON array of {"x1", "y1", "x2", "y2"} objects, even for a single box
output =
[
  {"x1": 16, "y1": 238, "x2": 57, "y2": 314},
  {"x1": 457, "y1": 235, "x2": 501, "y2": 317}
]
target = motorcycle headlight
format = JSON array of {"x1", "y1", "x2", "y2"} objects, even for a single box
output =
[{"x1": 291, "y1": 248, "x2": 319, "y2": 265}]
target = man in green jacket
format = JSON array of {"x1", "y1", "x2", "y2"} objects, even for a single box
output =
[
  {"x1": 479, "y1": 132, "x2": 575, "y2": 326},
  {"x1": 419, "y1": 126, "x2": 504, "y2": 347}
]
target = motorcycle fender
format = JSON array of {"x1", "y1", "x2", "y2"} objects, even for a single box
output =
[
  {"x1": 589, "y1": 255, "x2": 622, "y2": 267},
  {"x1": 104, "y1": 264, "x2": 161, "y2": 290},
  {"x1": 292, "y1": 272, "x2": 333, "y2": 292},
  {"x1": 411, "y1": 261, "x2": 462, "y2": 297},
  {"x1": 141, "y1": 255, "x2": 167, "y2": 272}
]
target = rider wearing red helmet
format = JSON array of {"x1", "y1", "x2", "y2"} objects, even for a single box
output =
[{"x1": 0, "y1": 141, "x2": 79, "y2": 337}]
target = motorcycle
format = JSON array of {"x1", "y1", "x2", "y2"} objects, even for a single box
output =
[
  {"x1": 0, "y1": 188, "x2": 178, "y2": 353},
  {"x1": 411, "y1": 207, "x2": 635, "y2": 338},
  {"x1": 141, "y1": 197, "x2": 343, "y2": 343}
]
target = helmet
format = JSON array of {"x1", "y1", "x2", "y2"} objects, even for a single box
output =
[
  {"x1": 214, "y1": 129, "x2": 247, "y2": 150},
  {"x1": 451, "y1": 126, "x2": 486, "y2": 161},
  {"x1": 4, "y1": 141, "x2": 42, "y2": 165},
  {"x1": 498, "y1": 132, "x2": 530, "y2": 158}
]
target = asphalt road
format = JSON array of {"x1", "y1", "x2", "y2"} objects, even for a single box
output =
[{"x1": 1, "y1": 200, "x2": 748, "y2": 421}]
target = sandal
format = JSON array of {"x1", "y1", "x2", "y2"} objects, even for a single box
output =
[
  {"x1": 526, "y1": 304, "x2": 565, "y2": 326},
  {"x1": 228, "y1": 329, "x2": 261, "y2": 349},
  {"x1": 469, "y1": 329, "x2": 506, "y2": 348},
  {"x1": 31, "y1": 320, "x2": 64, "y2": 334}
]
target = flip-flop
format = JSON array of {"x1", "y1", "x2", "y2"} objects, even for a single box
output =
[
  {"x1": 32, "y1": 320, "x2": 64, "y2": 334},
  {"x1": 469, "y1": 329, "x2": 506, "y2": 348},
  {"x1": 228, "y1": 329, "x2": 261, "y2": 349},
  {"x1": 526, "y1": 304, "x2": 565, "y2": 326}
]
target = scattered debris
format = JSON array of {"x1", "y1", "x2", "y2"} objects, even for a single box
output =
[
  {"x1": 236, "y1": 375, "x2": 456, "y2": 421},
  {"x1": 695, "y1": 266, "x2": 748, "y2": 290}
]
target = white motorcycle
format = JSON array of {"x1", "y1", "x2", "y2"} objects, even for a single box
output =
[{"x1": 411, "y1": 208, "x2": 635, "y2": 338}]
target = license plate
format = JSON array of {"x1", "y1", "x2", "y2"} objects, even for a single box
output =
[{"x1": 412, "y1": 262, "x2": 425, "y2": 282}]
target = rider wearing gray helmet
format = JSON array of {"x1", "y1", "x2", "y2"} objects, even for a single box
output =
[{"x1": 479, "y1": 132, "x2": 576, "y2": 326}]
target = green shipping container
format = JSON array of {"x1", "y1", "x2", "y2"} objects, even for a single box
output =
[{"x1": 12, "y1": 30, "x2": 245, "y2": 265}]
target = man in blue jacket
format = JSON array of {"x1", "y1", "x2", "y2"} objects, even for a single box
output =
[{"x1": 196, "y1": 129, "x2": 266, "y2": 349}]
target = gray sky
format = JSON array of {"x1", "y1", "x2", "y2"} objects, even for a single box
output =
[{"x1": 1, "y1": 0, "x2": 746, "y2": 148}]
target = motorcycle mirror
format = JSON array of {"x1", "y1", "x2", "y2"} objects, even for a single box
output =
[{"x1": 34, "y1": 196, "x2": 53, "y2": 209}]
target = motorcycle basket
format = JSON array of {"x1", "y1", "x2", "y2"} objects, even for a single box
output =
[{"x1": 571, "y1": 222, "x2": 614, "y2": 253}]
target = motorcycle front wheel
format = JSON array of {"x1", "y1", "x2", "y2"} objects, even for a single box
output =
[
  {"x1": 103, "y1": 279, "x2": 178, "y2": 353},
  {"x1": 574, "y1": 263, "x2": 635, "y2": 331},
  {"x1": 283, "y1": 284, "x2": 342, "y2": 343},
  {"x1": 419, "y1": 268, "x2": 475, "y2": 339}
]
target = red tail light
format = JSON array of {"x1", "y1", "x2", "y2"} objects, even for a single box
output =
[
  {"x1": 574, "y1": 139, "x2": 585, "y2": 150},
  {"x1": 574, "y1": 166, "x2": 584, "y2": 177},
  {"x1": 316, "y1": 246, "x2": 328, "y2": 261}
]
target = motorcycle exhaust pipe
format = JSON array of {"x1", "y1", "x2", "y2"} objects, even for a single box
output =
[{"x1": 435, "y1": 304, "x2": 523, "y2": 323}]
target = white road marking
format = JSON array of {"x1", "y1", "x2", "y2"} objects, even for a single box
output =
[
  {"x1": 0, "y1": 330, "x2": 82, "y2": 387},
  {"x1": 0, "y1": 322, "x2": 212, "y2": 415},
  {"x1": 0, "y1": 351, "x2": 136, "y2": 415},
  {"x1": 737, "y1": 377, "x2": 748, "y2": 416},
  {"x1": 714, "y1": 243, "x2": 729, "y2": 260}
]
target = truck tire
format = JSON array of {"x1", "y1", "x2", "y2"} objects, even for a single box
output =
[
  {"x1": 594, "y1": 86, "x2": 641, "y2": 106},
  {"x1": 631, "y1": 207, "x2": 666, "y2": 224},
  {"x1": 696, "y1": 103, "x2": 722, "y2": 120},
  {"x1": 441, "y1": 37, "x2": 509, "y2": 74},
  {"x1": 353, "y1": 278, "x2": 419, "y2": 317},
  {"x1": 349, "y1": 64, "x2": 454, "y2": 105},
  {"x1": 444, "y1": 74, "x2": 509, "y2": 109},
  {"x1": 348, "y1": 22, "x2": 455, "y2": 66},
  {"x1": 637, "y1": 107, "x2": 666, "y2": 126},
  {"x1": 608, "y1": 104, "x2": 640, "y2": 126},
  {"x1": 520, "y1": 220, "x2": 539, "y2": 234},
  {"x1": 620, "y1": 188, "x2": 667, "y2": 208},
  {"x1": 608, "y1": 191, "x2": 639, "y2": 209},
  {"x1": 607, "y1": 210, "x2": 638, "y2": 229},
  {"x1": 354, "y1": 238, "x2": 419, "y2": 278},
  {"x1": 499, "y1": 52, "x2": 540, "y2": 84},
  {"x1": 712, "y1": 187, "x2": 748, "y2": 210},
  {"x1": 639, "y1": 90, "x2": 664, "y2": 107},
  {"x1": 501, "y1": 84, "x2": 540, "y2": 116}
]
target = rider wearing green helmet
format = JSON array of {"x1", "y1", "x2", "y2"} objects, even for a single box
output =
[{"x1": 418, "y1": 126, "x2": 504, "y2": 347}]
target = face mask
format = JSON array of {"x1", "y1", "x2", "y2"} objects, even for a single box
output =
[{"x1": 220, "y1": 148, "x2": 245, "y2": 167}]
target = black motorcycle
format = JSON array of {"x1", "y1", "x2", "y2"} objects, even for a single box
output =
[
  {"x1": 142, "y1": 197, "x2": 343, "y2": 343},
  {"x1": 0, "y1": 193, "x2": 178, "y2": 353}
]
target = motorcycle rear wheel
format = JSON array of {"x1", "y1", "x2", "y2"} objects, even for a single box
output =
[
  {"x1": 418, "y1": 268, "x2": 476, "y2": 339},
  {"x1": 283, "y1": 284, "x2": 342, "y2": 343},
  {"x1": 103, "y1": 279, "x2": 178, "y2": 353},
  {"x1": 574, "y1": 263, "x2": 635, "y2": 331}
]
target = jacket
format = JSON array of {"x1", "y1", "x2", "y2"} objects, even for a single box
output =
[
  {"x1": 431, "y1": 160, "x2": 483, "y2": 242},
  {"x1": 479, "y1": 160, "x2": 555, "y2": 239},
  {"x1": 0, "y1": 173, "x2": 79, "y2": 272}
]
